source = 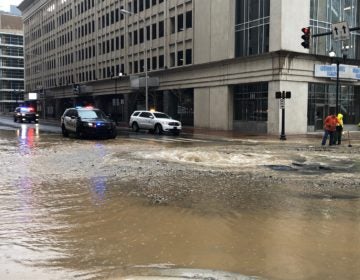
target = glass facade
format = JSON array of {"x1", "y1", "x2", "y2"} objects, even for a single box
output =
[
  {"x1": 309, "y1": 1, "x2": 360, "y2": 130},
  {"x1": 310, "y1": 0, "x2": 360, "y2": 59},
  {"x1": 233, "y1": 82, "x2": 268, "y2": 122},
  {"x1": 308, "y1": 83, "x2": 360, "y2": 129},
  {"x1": 235, "y1": 0, "x2": 270, "y2": 57},
  {"x1": 0, "y1": 33, "x2": 24, "y2": 112}
]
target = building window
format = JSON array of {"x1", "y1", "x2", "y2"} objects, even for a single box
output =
[
  {"x1": 308, "y1": 83, "x2": 360, "y2": 128},
  {"x1": 310, "y1": 0, "x2": 360, "y2": 59},
  {"x1": 186, "y1": 11, "x2": 192, "y2": 28},
  {"x1": 146, "y1": 25, "x2": 151, "y2": 41},
  {"x1": 185, "y1": 49, "x2": 192, "y2": 64},
  {"x1": 140, "y1": 28, "x2": 144, "y2": 43},
  {"x1": 235, "y1": 0, "x2": 270, "y2": 57},
  {"x1": 152, "y1": 56, "x2": 157, "y2": 70},
  {"x1": 152, "y1": 23, "x2": 157, "y2": 39},
  {"x1": 159, "y1": 21, "x2": 164, "y2": 37},
  {"x1": 177, "y1": 14, "x2": 184, "y2": 32},
  {"x1": 159, "y1": 55, "x2": 164, "y2": 68},
  {"x1": 177, "y1": 50, "x2": 183, "y2": 66},
  {"x1": 233, "y1": 82, "x2": 268, "y2": 121}
]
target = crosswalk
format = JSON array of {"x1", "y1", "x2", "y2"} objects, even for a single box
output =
[{"x1": 128, "y1": 135, "x2": 210, "y2": 144}]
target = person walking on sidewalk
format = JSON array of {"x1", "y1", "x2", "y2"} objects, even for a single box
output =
[
  {"x1": 321, "y1": 113, "x2": 338, "y2": 146},
  {"x1": 334, "y1": 113, "x2": 344, "y2": 145}
]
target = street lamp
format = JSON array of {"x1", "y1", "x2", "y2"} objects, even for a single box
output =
[
  {"x1": 120, "y1": 9, "x2": 149, "y2": 110},
  {"x1": 328, "y1": 46, "x2": 349, "y2": 114}
]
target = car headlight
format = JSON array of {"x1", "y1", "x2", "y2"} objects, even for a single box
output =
[
  {"x1": 21, "y1": 113, "x2": 26, "y2": 116},
  {"x1": 82, "y1": 122, "x2": 95, "y2": 127}
]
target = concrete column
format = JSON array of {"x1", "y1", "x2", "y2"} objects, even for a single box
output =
[
  {"x1": 194, "y1": 0, "x2": 234, "y2": 64},
  {"x1": 123, "y1": 93, "x2": 130, "y2": 121},
  {"x1": 268, "y1": 81, "x2": 308, "y2": 135},
  {"x1": 194, "y1": 86, "x2": 232, "y2": 130},
  {"x1": 270, "y1": 0, "x2": 310, "y2": 53},
  {"x1": 194, "y1": 88, "x2": 210, "y2": 128}
]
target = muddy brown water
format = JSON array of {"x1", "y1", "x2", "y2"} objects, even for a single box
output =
[{"x1": 0, "y1": 125, "x2": 360, "y2": 279}]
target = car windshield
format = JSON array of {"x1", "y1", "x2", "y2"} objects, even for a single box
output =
[
  {"x1": 153, "y1": 113, "x2": 170, "y2": 119},
  {"x1": 78, "y1": 109, "x2": 106, "y2": 119}
]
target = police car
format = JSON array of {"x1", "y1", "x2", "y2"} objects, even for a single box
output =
[
  {"x1": 61, "y1": 106, "x2": 117, "y2": 139},
  {"x1": 13, "y1": 106, "x2": 39, "y2": 123}
]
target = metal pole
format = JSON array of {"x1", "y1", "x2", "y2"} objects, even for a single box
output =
[
  {"x1": 280, "y1": 106, "x2": 286, "y2": 140},
  {"x1": 336, "y1": 60, "x2": 339, "y2": 114},
  {"x1": 121, "y1": 9, "x2": 148, "y2": 110},
  {"x1": 144, "y1": 18, "x2": 148, "y2": 111}
]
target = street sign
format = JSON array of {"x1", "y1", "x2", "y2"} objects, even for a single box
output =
[
  {"x1": 279, "y1": 99, "x2": 285, "y2": 109},
  {"x1": 332, "y1": 21, "x2": 350, "y2": 41},
  {"x1": 314, "y1": 64, "x2": 360, "y2": 80},
  {"x1": 275, "y1": 91, "x2": 291, "y2": 99}
]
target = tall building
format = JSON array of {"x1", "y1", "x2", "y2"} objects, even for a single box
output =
[
  {"x1": 0, "y1": 12, "x2": 24, "y2": 113},
  {"x1": 10, "y1": 6, "x2": 22, "y2": 16},
  {"x1": 18, "y1": 0, "x2": 360, "y2": 134}
]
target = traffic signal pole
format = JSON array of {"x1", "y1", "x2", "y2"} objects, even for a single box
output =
[
  {"x1": 307, "y1": 25, "x2": 360, "y2": 115},
  {"x1": 311, "y1": 26, "x2": 360, "y2": 38}
]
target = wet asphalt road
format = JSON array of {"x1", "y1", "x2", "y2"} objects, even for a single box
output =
[{"x1": 0, "y1": 116, "x2": 360, "y2": 280}]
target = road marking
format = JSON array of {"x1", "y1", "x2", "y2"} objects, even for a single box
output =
[{"x1": 129, "y1": 136, "x2": 209, "y2": 143}]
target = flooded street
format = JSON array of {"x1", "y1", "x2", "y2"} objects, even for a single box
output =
[{"x1": 1, "y1": 123, "x2": 360, "y2": 280}]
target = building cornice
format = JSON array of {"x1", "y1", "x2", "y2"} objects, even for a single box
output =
[{"x1": 18, "y1": 0, "x2": 47, "y2": 20}]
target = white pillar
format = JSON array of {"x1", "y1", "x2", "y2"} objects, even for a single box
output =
[{"x1": 270, "y1": 0, "x2": 310, "y2": 53}]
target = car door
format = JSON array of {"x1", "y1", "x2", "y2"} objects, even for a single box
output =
[
  {"x1": 64, "y1": 109, "x2": 77, "y2": 132},
  {"x1": 138, "y1": 112, "x2": 152, "y2": 129},
  {"x1": 69, "y1": 110, "x2": 79, "y2": 132}
]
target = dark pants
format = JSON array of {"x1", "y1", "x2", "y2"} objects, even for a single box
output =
[
  {"x1": 321, "y1": 129, "x2": 335, "y2": 146},
  {"x1": 334, "y1": 126, "x2": 343, "y2": 145}
]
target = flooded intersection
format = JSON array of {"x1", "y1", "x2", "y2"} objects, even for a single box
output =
[{"x1": 0, "y1": 124, "x2": 360, "y2": 280}]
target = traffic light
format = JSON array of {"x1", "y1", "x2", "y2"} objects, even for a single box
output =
[{"x1": 301, "y1": 27, "x2": 310, "y2": 49}]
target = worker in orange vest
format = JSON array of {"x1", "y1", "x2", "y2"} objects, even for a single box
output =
[{"x1": 321, "y1": 113, "x2": 339, "y2": 146}]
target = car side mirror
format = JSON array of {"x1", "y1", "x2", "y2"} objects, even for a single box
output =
[{"x1": 150, "y1": 116, "x2": 154, "y2": 119}]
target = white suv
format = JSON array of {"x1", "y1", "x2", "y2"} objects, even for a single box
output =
[{"x1": 129, "y1": 110, "x2": 182, "y2": 135}]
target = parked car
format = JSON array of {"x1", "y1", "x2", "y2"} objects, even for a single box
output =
[
  {"x1": 61, "y1": 106, "x2": 117, "y2": 139},
  {"x1": 129, "y1": 110, "x2": 182, "y2": 135},
  {"x1": 13, "y1": 106, "x2": 39, "y2": 123}
]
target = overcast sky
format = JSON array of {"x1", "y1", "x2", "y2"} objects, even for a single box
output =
[{"x1": 0, "y1": 0, "x2": 23, "y2": 12}]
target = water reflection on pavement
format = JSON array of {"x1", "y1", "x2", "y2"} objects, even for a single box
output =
[{"x1": 0, "y1": 125, "x2": 360, "y2": 280}]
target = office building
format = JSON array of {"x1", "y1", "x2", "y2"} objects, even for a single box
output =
[
  {"x1": 0, "y1": 12, "x2": 24, "y2": 113},
  {"x1": 18, "y1": 0, "x2": 360, "y2": 133}
]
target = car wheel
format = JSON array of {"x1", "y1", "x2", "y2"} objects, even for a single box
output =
[
  {"x1": 109, "y1": 130, "x2": 117, "y2": 139},
  {"x1": 154, "y1": 124, "x2": 163, "y2": 135},
  {"x1": 132, "y1": 122, "x2": 139, "y2": 132},
  {"x1": 76, "y1": 128, "x2": 83, "y2": 139},
  {"x1": 62, "y1": 125, "x2": 69, "y2": 137},
  {"x1": 14, "y1": 117, "x2": 17, "y2": 122}
]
